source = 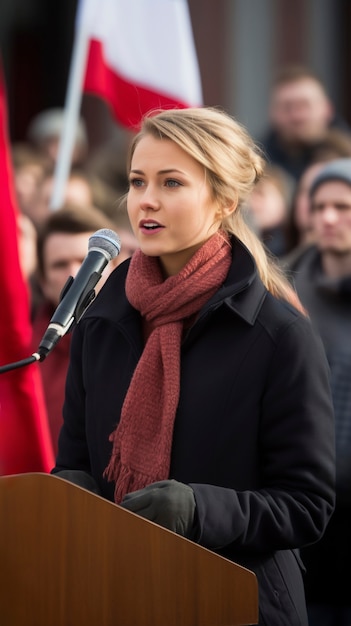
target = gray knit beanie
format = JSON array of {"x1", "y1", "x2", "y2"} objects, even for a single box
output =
[{"x1": 309, "y1": 158, "x2": 351, "y2": 197}]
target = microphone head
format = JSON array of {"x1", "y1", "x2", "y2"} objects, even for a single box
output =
[{"x1": 88, "y1": 228, "x2": 121, "y2": 260}]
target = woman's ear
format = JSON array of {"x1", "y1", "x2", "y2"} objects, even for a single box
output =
[{"x1": 217, "y1": 201, "x2": 237, "y2": 220}]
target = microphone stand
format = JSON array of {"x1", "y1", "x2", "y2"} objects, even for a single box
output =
[
  {"x1": 0, "y1": 353, "x2": 41, "y2": 374},
  {"x1": 0, "y1": 276, "x2": 80, "y2": 375},
  {"x1": 0, "y1": 279, "x2": 94, "y2": 374}
]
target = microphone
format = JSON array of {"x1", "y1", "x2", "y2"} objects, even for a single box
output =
[{"x1": 37, "y1": 228, "x2": 121, "y2": 361}]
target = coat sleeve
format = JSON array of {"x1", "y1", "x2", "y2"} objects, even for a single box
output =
[
  {"x1": 52, "y1": 323, "x2": 91, "y2": 473},
  {"x1": 190, "y1": 315, "x2": 335, "y2": 552}
]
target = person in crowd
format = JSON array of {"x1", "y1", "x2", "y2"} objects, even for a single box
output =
[
  {"x1": 284, "y1": 158, "x2": 351, "y2": 626},
  {"x1": 260, "y1": 65, "x2": 351, "y2": 181},
  {"x1": 31, "y1": 203, "x2": 137, "y2": 455},
  {"x1": 11, "y1": 142, "x2": 52, "y2": 223},
  {"x1": 312, "y1": 127, "x2": 351, "y2": 164},
  {"x1": 52, "y1": 107, "x2": 335, "y2": 626},
  {"x1": 24, "y1": 167, "x2": 95, "y2": 231},
  {"x1": 245, "y1": 163, "x2": 294, "y2": 257},
  {"x1": 34, "y1": 165, "x2": 134, "y2": 232},
  {"x1": 26, "y1": 108, "x2": 88, "y2": 167},
  {"x1": 286, "y1": 128, "x2": 351, "y2": 251},
  {"x1": 284, "y1": 160, "x2": 328, "y2": 253},
  {"x1": 17, "y1": 212, "x2": 38, "y2": 282}
]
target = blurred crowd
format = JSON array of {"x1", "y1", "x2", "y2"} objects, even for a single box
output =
[
  {"x1": 9, "y1": 64, "x2": 351, "y2": 626},
  {"x1": 11, "y1": 106, "x2": 139, "y2": 458},
  {"x1": 249, "y1": 65, "x2": 351, "y2": 626}
]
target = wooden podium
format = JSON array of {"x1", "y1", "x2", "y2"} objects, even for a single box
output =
[{"x1": 0, "y1": 473, "x2": 258, "y2": 625}]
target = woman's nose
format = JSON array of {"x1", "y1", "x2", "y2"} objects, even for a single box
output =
[{"x1": 139, "y1": 184, "x2": 160, "y2": 210}]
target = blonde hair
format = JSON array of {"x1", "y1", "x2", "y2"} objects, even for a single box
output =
[{"x1": 128, "y1": 107, "x2": 304, "y2": 314}]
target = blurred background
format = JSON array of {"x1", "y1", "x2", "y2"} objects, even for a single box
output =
[{"x1": 0, "y1": 0, "x2": 350, "y2": 149}]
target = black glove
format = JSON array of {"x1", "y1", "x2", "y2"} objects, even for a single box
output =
[
  {"x1": 53, "y1": 470, "x2": 101, "y2": 495},
  {"x1": 121, "y1": 479, "x2": 196, "y2": 538}
]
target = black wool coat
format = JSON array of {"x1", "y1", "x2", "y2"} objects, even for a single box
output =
[{"x1": 54, "y1": 237, "x2": 335, "y2": 626}]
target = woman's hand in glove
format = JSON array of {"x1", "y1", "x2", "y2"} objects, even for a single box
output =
[{"x1": 120, "y1": 479, "x2": 196, "y2": 538}]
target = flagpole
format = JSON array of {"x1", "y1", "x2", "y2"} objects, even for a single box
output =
[{"x1": 49, "y1": 9, "x2": 90, "y2": 210}]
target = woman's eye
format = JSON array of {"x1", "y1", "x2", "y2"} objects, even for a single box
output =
[
  {"x1": 129, "y1": 178, "x2": 144, "y2": 188},
  {"x1": 165, "y1": 179, "x2": 181, "y2": 188}
]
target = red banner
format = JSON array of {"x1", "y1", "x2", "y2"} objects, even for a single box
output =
[{"x1": 0, "y1": 60, "x2": 54, "y2": 474}]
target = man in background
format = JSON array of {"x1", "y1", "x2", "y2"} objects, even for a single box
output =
[
  {"x1": 31, "y1": 203, "x2": 138, "y2": 455},
  {"x1": 261, "y1": 66, "x2": 351, "y2": 181},
  {"x1": 285, "y1": 158, "x2": 351, "y2": 626}
]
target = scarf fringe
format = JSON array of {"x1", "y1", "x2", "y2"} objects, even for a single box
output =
[{"x1": 110, "y1": 462, "x2": 165, "y2": 505}]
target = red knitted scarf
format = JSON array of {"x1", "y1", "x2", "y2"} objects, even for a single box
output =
[{"x1": 104, "y1": 231, "x2": 232, "y2": 503}]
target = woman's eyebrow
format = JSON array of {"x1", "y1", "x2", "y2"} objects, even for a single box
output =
[{"x1": 130, "y1": 168, "x2": 187, "y2": 175}]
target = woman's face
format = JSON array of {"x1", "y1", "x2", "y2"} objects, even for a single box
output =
[{"x1": 127, "y1": 134, "x2": 221, "y2": 276}]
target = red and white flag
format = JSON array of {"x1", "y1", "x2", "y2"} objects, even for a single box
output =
[
  {"x1": 0, "y1": 60, "x2": 54, "y2": 475},
  {"x1": 79, "y1": 0, "x2": 202, "y2": 128}
]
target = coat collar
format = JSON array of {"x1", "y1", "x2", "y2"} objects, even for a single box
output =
[
  {"x1": 199, "y1": 236, "x2": 267, "y2": 326},
  {"x1": 84, "y1": 236, "x2": 267, "y2": 329}
]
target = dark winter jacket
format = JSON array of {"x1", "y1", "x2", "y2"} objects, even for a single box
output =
[
  {"x1": 54, "y1": 237, "x2": 335, "y2": 626},
  {"x1": 260, "y1": 116, "x2": 351, "y2": 181},
  {"x1": 284, "y1": 244, "x2": 351, "y2": 605}
]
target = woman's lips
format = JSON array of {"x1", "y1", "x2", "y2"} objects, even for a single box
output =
[{"x1": 139, "y1": 219, "x2": 165, "y2": 234}]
